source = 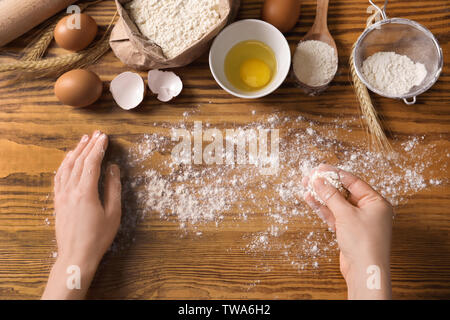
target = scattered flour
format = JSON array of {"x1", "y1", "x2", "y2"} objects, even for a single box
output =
[
  {"x1": 362, "y1": 51, "x2": 427, "y2": 96},
  {"x1": 293, "y1": 40, "x2": 338, "y2": 86},
  {"x1": 41, "y1": 112, "x2": 447, "y2": 273},
  {"x1": 126, "y1": 0, "x2": 221, "y2": 59},
  {"x1": 101, "y1": 112, "x2": 447, "y2": 271}
]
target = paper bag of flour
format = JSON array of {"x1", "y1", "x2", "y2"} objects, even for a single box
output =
[{"x1": 110, "y1": 0, "x2": 240, "y2": 70}]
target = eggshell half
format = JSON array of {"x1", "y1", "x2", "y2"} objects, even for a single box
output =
[
  {"x1": 148, "y1": 69, "x2": 183, "y2": 102},
  {"x1": 110, "y1": 72, "x2": 145, "y2": 110}
]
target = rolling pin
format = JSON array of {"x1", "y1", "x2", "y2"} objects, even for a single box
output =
[{"x1": 0, "y1": 0, "x2": 78, "y2": 47}]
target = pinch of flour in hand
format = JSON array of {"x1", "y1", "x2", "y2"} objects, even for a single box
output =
[{"x1": 308, "y1": 170, "x2": 348, "y2": 205}]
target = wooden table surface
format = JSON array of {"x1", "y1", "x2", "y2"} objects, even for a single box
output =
[{"x1": 0, "y1": 0, "x2": 449, "y2": 300}]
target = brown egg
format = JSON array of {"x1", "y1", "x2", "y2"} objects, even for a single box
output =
[
  {"x1": 54, "y1": 13, "x2": 98, "y2": 52},
  {"x1": 55, "y1": 69, "x2": 102, "y2": 107},
  {"x1": 262, "y1": 0, "x2": 301, "y2": 33}
]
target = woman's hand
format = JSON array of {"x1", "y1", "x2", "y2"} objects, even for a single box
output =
[
  {"x1": 42, "y1": 131, "x2": 121, "y2": 300},
  {"x1": 303, "y1": 164, "x2": 393, "y2": 300}
]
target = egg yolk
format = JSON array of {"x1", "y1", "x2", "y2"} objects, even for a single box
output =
[{"x1": 239, "y1": 59, "x2": 272, "y2": 89}]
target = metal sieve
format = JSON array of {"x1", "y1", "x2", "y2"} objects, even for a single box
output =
[{"x1": 353, "y1": 0, "x2": 443, "y2": 105}]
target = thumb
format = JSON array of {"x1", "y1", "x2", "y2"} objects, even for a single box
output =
[
  {"x1": 312, "y1": 177, "x2": 353, "y2": 216},
  {"x1": 104, "y1": 164, "x2": 122, "y2": 220}
]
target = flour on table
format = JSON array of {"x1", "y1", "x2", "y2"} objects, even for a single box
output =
[
  {"x1": 362, "y1": 51, "x2": 427, "y2": 96},
  {"x1": 43, "y1": 112, "x2": 447, "y2": 272},
  {"x1": 98, "y1": 111, "x2": 447, "y2": 272}
]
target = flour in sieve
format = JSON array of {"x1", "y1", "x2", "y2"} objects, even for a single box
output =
[{"x1": 362, "y1": 51, "x2": 427, "y2": 96}]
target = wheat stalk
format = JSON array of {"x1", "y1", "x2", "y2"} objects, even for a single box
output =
[
  {"x1": 21, "y1": 1, "x2": 104, "y2": 62},
  {"x1": 350, "y1": 9, "x2": 393, "y2": 154},
  {"x1": 0, "y1": 0, "x2": 114, "y2": 81}
]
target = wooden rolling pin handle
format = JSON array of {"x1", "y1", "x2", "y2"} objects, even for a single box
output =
[{"x1": 0, "y1": 0, "x2": 78, "y2": 47}]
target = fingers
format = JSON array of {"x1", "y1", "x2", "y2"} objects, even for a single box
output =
[
  {"x1": 54, "y1": 150, "x2": 71, "y2": 193},
  {"x1": 302, "y1": 172, "x2": 337, "y2": 230},
  {"x1": 337, "y1": 169, "x2": 382, "y2": 206},
  {"x1": 55, "y1": 134, "x2": 90, "y2": 190},
  {"x1": 301, "y1": 164, "x2": 353, "y2": 219},
  {"x1": 79, "y1": 133, "x2": 108, "y2": 188},
  {"x1": 312, "y1": 177, "x2": 352, "y2": 214},
  {"x1": 104, "y1": 164, "x2": 122, "y2": 221},
  {"x1": 316, "y1": 163, "x2": 339, "y2": 174},
  {"x1": 68, "y1": 130, "x2": 103, "y2": 186},
  {"x1": 304, "y1": 191, "x2": 336, "y2": 230}
]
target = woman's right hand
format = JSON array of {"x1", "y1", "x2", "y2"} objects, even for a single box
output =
[{"x1": 302, "y1": 164, "x2": 393, "y2": 300}]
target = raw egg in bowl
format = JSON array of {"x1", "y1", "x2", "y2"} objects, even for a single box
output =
[{"x1": 209, "y1": 19, "x2": 291, "y2": 99}]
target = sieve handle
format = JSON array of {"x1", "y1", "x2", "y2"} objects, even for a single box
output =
[
  {"x1": 369, "y1": 0, "x2": 388, "y2": 20},
  {"x1": 403, "y1": 96, "x2": 417, "y2": 105}
]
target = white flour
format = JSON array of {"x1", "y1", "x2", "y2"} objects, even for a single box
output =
[
  {"x1": 126, "y1": 0, "x2": 221, "y2": 59},
  {"x1": 96, "y1": 111, "x2": 448, "y2": 272},
  {"x1": 40, "y1": 110, "x2": 448, "y2": 273},
  {"x1": 293, "y1": 40, "x2": 338, "y2": 86},
  {"x1": 362, "y1": 51, "x2": 427, "y2": 96},
  {"x1": 308, "y1": 170, "x2": 348, "y2": 205}
]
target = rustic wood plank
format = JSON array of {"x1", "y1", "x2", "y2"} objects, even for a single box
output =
[{"x1": 0, "y1": 0, "x2": 449, "y2": 299}]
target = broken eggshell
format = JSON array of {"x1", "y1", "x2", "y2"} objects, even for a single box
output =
[
  {"x1": 148, "y1": 69, "x2": 183, "y2": 102},
  {"x1": 110, "y1": 71, "x2": 145, "y2": 110}
]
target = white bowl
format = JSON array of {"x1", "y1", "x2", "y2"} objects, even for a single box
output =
[{"x1": 209, "y1": 19, "x2": 291, "y2": 99}]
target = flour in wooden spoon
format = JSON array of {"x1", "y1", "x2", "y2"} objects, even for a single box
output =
[{"x1": 293, "y1": 40, "x2": 338, "y2": 86}]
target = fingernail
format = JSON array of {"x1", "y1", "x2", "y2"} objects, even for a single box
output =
[
  {"x1": 100, "y1": 133, "x2": 107, "y2": 141},
  {"x1": 93, "y1": 130, "x2": 101, "y2": 138},
  {"x1": 81, "y1": 134, "x2": 89, "y2": 143}
]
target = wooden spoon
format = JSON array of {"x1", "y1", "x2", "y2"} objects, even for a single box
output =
[{"x1": 293, "y1": 0, "x2": 338, "y2": 95}]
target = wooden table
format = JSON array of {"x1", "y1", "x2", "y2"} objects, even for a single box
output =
[{"x1": 0, "y1": 0, "x2": 449, "y2": 299}]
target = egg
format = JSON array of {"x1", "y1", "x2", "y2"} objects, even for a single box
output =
[
  {"x1": 54, "y1": 13, "x2": 98, "y2": 52},
  {"x1": 224, "y1": 40, "x2": 277, "y2": 92},
  {"x1": 240, "y1": 59, "x2": 272, "y2": 88},
  {"x1": 262, "y1": 0, "x2": 301, "y2": 33},
  {"x1": 55, "y1": 69, "x2": 102, "y2": 107}
]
